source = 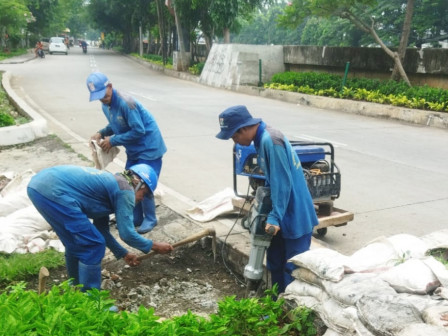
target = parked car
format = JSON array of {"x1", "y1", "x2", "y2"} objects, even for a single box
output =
[
  {"x1": 49, "y1": 37, "x2": 68, "y2": 55},
  {"x1": 41, "y1": 38, "x2": 50, "y2": 52}
]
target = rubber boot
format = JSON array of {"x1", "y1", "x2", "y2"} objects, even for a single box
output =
[
  {"x1": 137, "y1": 196, "x2": 158, "y2": 234},
  {"x1": 78, "y1": 262, "x2": 102, "y2": 292},
  {"x1": 65, "y1": 253, "x2": 79, "y2": 286}
]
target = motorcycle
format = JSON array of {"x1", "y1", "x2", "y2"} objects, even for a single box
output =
[
  {"x1": 82, "y1": 45, "x2": 87, "y2": 54},
  {"x1": 36, "y1": 48, "x2": 45, "y2": 58}
]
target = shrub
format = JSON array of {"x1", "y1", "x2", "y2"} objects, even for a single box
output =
[{"x1": 0, "y1": 112, "x2": 14, "y2": 127}]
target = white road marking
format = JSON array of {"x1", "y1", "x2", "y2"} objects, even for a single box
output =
[
  {"x1": 293, "y1": 134, "x2": 347, "y2": 147},
  {"x1": 128, "y1": 91, "x2": 157, "y2": 101}
]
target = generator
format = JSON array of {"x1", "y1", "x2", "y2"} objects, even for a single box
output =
[{"x1": 234, "y1": 141, "x2": 347, "y2": 237}]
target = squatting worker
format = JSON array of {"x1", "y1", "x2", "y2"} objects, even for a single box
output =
[
  {"x1": 87, "y1": 72, "x2": 167, "y2": 234},
  {"x1": 216, "y1": 105, "x2": 318, "y2": 294},
  {"x1": 27, "y1": 164, "x2": 173, "y2": 291}
]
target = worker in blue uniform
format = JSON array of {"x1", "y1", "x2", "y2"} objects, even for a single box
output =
[
  {"x1": 27, "y1": 164, "x2": 173, "y2": 291},
  {"x1": 87, "y1": 72, "x2": 167, "y2": 234},
  {"x1": 216, "y1": 105, "x2": 318, "y2": 294}
]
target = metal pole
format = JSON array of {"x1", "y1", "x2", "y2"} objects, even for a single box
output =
[
  {"x1": 258, "y1": 59, "x2": 263, "y2": 87},
  {"x1": 139, "y1": 23, "x2": 143, "y2": 57},
  {"x1": 341, "y1": 61, "x2": 350, "y2": 90}
]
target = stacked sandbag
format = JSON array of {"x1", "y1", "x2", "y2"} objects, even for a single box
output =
[
  {"x1": 283, "y1": 232, "x2": 448, "y2": 336},
  {"x1": 0, "y1": 170, "x2": 64, "y2": 254}
]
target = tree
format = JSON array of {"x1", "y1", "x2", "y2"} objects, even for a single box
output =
[
  {"x1": 0, "y1": 0, "x2": 33, "y2": 49},
  {"x1": 279, "y1": 0, "x2": 414, "y2": 85}
]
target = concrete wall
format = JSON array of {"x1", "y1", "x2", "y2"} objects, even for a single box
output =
[
  {"x1": 284, "y1": 46, "x2": 448, "y2": 89},
  {"x1": 199, "y1": 44, "x2": 284, "y2": 89}
]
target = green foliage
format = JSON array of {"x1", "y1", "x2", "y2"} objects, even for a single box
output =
[
  {"x1": 189, "y1": 62, "x2": 205, "y2": 75},
  {"x1": 266, "y1": 71, "x2": 448, "y2": 112},
  {"x1": 0, "y1": 112, "x2": 14, "y2": 127},
  {"x1": 0, "y1": 250, "x2": 65, "y2": 285},
  {"x1": 0, "y1": 282, "x2": 317, "y2": 335}
]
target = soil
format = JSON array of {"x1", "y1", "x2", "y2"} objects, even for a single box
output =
[{"x1": 0, "y1": 135, "x2": 248, "y2": 318}]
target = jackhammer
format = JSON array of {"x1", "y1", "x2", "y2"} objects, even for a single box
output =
[{"x1": 241, "y1": 186, "x2": 274, "y2": 295}]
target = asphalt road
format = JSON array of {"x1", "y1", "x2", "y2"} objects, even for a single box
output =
[{"x1": 2, "y1": 46, "x2": 448, "y2": 255}]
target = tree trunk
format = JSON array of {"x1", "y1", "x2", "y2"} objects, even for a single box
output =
[
  {"x1": 391, "y1": 0, "x2": 414, "y2": 81},
  {"x1": 155, "y1": 0, "x2": 167, "y2": 63},
  {"x1": 223, "y1": 27, "x2": 230, "y2": 43},
  {"x1": 341, "y1": 11, "x2": 412, "y2": 86},
  {"x1": 173, "y1": 2, "x2": 188, "y2": 71}
]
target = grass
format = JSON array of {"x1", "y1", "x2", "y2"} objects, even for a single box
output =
[
  {"x1": 0, "y1": 249, "x2": 65, "y2": 286},
  {"x1": 0, "y1": 72, "x2": 30, "y2": 127},
  {"x1": 0, "y1": 48, "x2": 28, "y2": 62}
]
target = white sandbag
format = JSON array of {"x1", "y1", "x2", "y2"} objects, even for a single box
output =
[
  {"x1": 90, "y1": 140, "x2": 120, "y2": 170},
  {"x1": 0, "y1": 169, "x2": 35, "y2": 216},
  {"x1": 0, "y1": 189, "x2": 32, "y2": 217},
  {"x1": 0, "y1": 206, "x2": 50, "y2": 235},
  {"x1": 292, "y1": 267, "x2": 324, "y2": 287},
  {"x1": 47, "y1": 239, "x2": 65, "y2": 253},
  {"x1": 322, "y1": 329, "x2": 344, "y2": 336},
  {"x1": 343, "y1": 306, "x2": 376, "y2": 336},
  {"x1": 323, "y1": 273, "x2": 396, "y2": 306},
  {"x1": 288, "y1": 248, "x2": 347, "y2": 282},
  {"x1": 435, "y1": 287, "x2": 448, "y2": 300},
  {"x1": 423, "y1": 256, "x2": 448, "y2": 288},
  {"x1": 318, "y1": 297, "x2": 358, "y2": 335},
  {"x1": 356, "y1": 294, "x2": 423, "y2": 336},
  {"x1": 422, "y1": 305, "x2": 448, "y2": 329},
  {"x1": 186, "y1": 188, "x2": 240, "y2": 222},
  {"x1": 380, "y1": 258, "x2": 440, "y2": 295},
  {"x1": 0, "y1": 169, "x2": 34, "y2": 197},
  {"x1": 285, "y1": 279, "x2": 325, "y2": 300},
  {"x1": 344, "y1": 237, "x2": 399, "y2": 273},
  {"x1": 396, "y1": 323, "x2": 448, "y2": 336},
  {"x1": 387, "y1": 233, "x2": 428, "y2": 259},
  {"x1": 398, "y1": 293, "x2": 444, "y2": 313},
  {"x1": 421, "y1": 230, "x2": 448, "y2": 251},
  {"x1": 0, "y1": 232, "x2": 20, "y2": 253},
  {"x1": 281, "y1": 294, "x2": 320, "y2": 310},
  {"x1": 27, "y1": 237, "x2": 46, "y2": 253}
]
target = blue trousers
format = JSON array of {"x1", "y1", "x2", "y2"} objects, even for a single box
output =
[
  {"x1": 126, "y1": 158, "x2": 162, "y2": 230},
  {"x1": 27, "y1": 188, "x2": 105, "y2": 265},
  {"x1": 266, "y1": 232, "x2": 312, "y2": 294}
]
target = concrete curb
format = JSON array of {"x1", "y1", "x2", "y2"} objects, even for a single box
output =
[
  {"x1": 0, "y1": 72, "x2": 48, "y2": 146},
  {"x1": 234, "y1": 86, "x2": 448, "y2": 129}
]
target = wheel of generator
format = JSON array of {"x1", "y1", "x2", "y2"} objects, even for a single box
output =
[{"x1": 316, "y1": 228, "x2": 328, "y2": 237}]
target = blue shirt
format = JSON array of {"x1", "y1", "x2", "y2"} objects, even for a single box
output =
[
  {"x1": 254, "y1": 122, "x2": 318, "y2": 239},
  {"x1": 98, "y1": 89, "x2": 167, "y2": 161},
  {"x1": 28, "y1": 165, "x2": 153, "y2": 257}
]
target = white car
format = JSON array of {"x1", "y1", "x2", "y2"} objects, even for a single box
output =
[{"x1": 49, "y1": 37, "x2": 68, "y2": 55}]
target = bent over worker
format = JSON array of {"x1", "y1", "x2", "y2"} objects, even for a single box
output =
[
  {"x1": 27, "y1": 164, "x2": 173, "y2": 291},
  {"x1": 216, "y1": 105, "x2": 318, "y2": 294},
  {"x1": 87, "y1": 72, "x2": 167, "y2": 234}
]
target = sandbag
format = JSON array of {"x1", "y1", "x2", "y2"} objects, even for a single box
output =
[
  {"x1": 0, "y1": 169, "x2": 34, "y2": 216},
  {"x1": 387, "y1": 233, "x2": 428, "y2": 259},
  {"x1": 380, "y1": 258, "x2": 440, "y2": 295},
  {"x1": 285, "y1": 279, "x2": 325, "y2": 300},
  {"x1": 421, "y1": 230, "x2": 448, "y2": 251},
  {"x1": 396, "y1": 323, "x2": 448, "y2": 336},
  {"x1": 344, "y1": 237, "x2": 399, "y2": 273},
  {"x1": 423, "y1": 256, "x2": 448, "y2": 288},
  {"x1": 90, "y1": 140, "x2": 120, "y2": 170},
  {"x1": 186, "y1": 188, "x2": 240, "y2": 222},
  {"x1": 323, "y1": 273, "x2": 396, "y2": 306},
  {"x1": 292, "y1": 267, "x2": 324, "y2": 288},
  {"x1": 422, "y1": 305, "x2": 448, "y2": 329},
  {"x1": 356, "y1": 294, "x2": 423, "y2": 336},
  {"x1": 288, "y1": 248, "x2": 347, "y2": 282}
]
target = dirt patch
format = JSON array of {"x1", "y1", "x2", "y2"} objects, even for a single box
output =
[{"x1": 1, "y1": 135, "x2": 248, "y2": 318}]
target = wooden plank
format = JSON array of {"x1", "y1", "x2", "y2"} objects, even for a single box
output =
[{"x1": 315, "y1": 208, "x2": 354, "y2": 229}]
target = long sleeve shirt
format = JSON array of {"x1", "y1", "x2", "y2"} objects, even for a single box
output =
[
  {"x1": 254, "y1": 122, "x2": 318, "y2": 239},
  {"x1": 98, "y1": 89, "x2": 167, "y2": 161},
  {"x1": 27, "y1": 165, "x2": 153, "y2": 258}
]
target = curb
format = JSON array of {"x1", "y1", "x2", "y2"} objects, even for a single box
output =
[{"x1": 0, "y1": 72, "x2": 48, "y2": 146}]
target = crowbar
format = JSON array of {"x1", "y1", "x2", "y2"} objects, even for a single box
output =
[{"x1": 137, "y1": 227, "x2": 217, "y2": 262}]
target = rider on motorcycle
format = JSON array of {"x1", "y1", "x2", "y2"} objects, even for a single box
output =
[{"x1": 35, "y1": 41, "x2": 44, "y2": 58}]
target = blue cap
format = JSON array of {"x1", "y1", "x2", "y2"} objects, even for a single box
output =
[
  {"x1": 216, "y1": 105, "x2": 261, "y2": 140},
  {"x1": 86, "y1": 72, "x2": 110, "y2": 101}
]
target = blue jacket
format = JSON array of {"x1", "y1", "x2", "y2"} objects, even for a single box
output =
[
  {"x1": 254, "y1": 122, "x2": 318, "y2": 239},
  {"x1": 27, "y1": 165, "x2": 153, "y2": 257},
  {"x1": 98, "y1": 89, "x2": 167, "y2": 161}
]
